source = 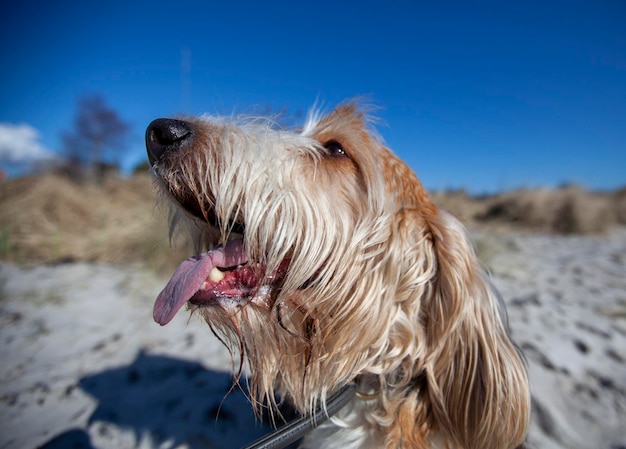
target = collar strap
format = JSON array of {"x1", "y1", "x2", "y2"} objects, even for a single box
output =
[{"x1": 241, "y1": 383, "x2": 358, "y2": 449}]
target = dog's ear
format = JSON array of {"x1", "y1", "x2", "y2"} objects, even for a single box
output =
[{"x1": 420, "y1": 211, "x2": 530, "y2": 449}]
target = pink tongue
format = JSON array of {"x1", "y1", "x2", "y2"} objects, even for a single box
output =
[{"x1": 153, "y1": 239, "x2": 248, "y2": 325}]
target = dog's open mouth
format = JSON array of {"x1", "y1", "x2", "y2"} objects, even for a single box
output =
[{"x1": 153, "y1": 237, "x2": 290, "y2": 326}]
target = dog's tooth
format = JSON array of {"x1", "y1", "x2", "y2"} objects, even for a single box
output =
[{"x1": 209, "y1": 267, "x2": 226, "y2": 282}]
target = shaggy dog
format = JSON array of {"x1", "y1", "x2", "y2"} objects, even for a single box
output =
[{"x1": 145, "y1": 103, "x2": 530, "y2": 449}]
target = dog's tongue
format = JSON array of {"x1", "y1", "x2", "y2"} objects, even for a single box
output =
[{"x1": 153, "y1": 239, "x2": 248, "y2": 326}]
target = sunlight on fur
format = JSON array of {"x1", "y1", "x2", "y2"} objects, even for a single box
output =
[{"x1": 146, "y1": 102, "x2": 530, "y2": 449}]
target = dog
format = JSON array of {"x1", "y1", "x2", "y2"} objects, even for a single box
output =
[{"x1": 145, "y1": 103, "x2": 530, "y2": 449}]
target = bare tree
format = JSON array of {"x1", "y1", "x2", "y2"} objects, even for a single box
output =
[{"x1": 62, "y1": 95, "x2": 131, "y2": 182}]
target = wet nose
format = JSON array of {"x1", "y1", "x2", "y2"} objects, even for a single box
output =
[{"x1": 145, "y1": 118, "x2": 193, "y2": 165}]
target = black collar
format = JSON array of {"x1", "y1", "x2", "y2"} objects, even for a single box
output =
[{"x1": 241, "y1": 383, "x2": 358, "y2": 449}]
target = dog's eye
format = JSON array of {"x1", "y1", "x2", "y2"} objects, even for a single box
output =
[{"x1": 323, "y1": 140, "x2": 347, "y2": 157}]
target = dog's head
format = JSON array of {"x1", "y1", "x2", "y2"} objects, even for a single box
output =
[{"x1": 146, "y1": 103, "x2": 529, "y2": 449}]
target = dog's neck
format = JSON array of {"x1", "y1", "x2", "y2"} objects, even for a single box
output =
[{"x1": 299, "y1": 395, "x2": 385, "y2": 449}]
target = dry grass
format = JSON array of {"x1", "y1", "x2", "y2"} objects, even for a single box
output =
[
  {"x1": 433, "y1": 185, "x2": 626, "y2": 234},
  {"x1": 1, "y1": 174, "x2": 624, "y2": 271},
  {"x1": 0, "y1": 172, "x2": 191, "y2": 273}
]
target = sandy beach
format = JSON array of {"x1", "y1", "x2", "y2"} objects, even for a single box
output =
[{"x1": 1, "y1": 226, "x2": 625, "y2": 449}]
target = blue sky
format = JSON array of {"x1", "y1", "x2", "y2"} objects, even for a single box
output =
[{"x1": 1, "y1": 0, "x2": 624, "y2": 193}]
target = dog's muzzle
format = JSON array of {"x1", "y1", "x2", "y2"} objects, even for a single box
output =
[
  {"x1": 146, "y1": 118, "x2": 194, "y2": 165},
  {"x1": 144, "y1": 116, "x2": 293, "y2": 326}
]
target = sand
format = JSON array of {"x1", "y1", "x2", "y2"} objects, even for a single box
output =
[{"x1": 1, "y1": 228, "x2": 625, "y2": 449}]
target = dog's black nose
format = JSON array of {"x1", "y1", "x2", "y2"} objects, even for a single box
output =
[{"x1": 146, "y1": 118, "x2": 193, "y2": 165}]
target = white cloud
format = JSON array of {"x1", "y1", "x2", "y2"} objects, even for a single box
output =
[{"x1": 0, "y1": 123, "x2": 58, "y2": 164}]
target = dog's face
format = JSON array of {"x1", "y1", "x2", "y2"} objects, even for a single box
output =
[
  {"x1": 147, "y1": 104, "x2": 529, "y2": 449},
  {"x1": 147, "y1": 105, "x2": 431, "y2": 397}
]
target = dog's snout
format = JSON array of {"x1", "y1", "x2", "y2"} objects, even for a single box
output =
[{"x1": 146, "y1": 118, "x2": 193, "y2": 165}]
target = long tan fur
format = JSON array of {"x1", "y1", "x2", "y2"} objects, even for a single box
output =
[{"x1": 149, "y1": 102, "x2": 530, "y2": 448}]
